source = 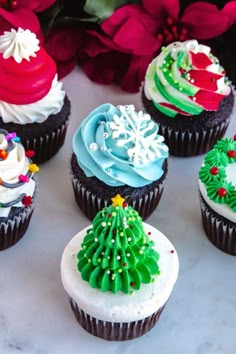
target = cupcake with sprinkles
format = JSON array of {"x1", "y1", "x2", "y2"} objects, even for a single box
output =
[
  {"x1": 0, "y1": 28, "x2": 71, "y2": 163},
  {"x1": 71, "y1": 103, "x2": 169, "y2": 221},
  {"x1": 142, "y1": 40, "x2": 234, "y2": 156},
  {"x1": 61, "y1": 194, "x2": 179, "y2": 341},
  {"x1": 199, "y1": 136, "x2": 236, "y2": 255},
  {"x1": 0, "y1": 129, "x2": 39, "y2": 250}
]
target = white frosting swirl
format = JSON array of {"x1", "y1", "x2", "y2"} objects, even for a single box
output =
[
  {"x1": 0, "y1": 75, "x2": 65, "y2": 124},
  {"x1": 0, "y1": 133, "x2": 35, "y2": 217},
  {"x1": 0, "y1": 28, "x2": 40, "y2": 63}
]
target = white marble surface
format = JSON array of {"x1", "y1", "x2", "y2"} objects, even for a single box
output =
[{"x1": 0, "y1": 67, "x2": 236, "y2": 354}]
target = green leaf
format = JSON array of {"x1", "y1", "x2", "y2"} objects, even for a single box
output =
[{"x1": 84, "y1": 0, "x2": 139, "y2": 23}]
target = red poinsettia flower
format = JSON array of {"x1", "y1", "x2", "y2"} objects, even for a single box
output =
[
  {"x1": 0, "y1": 0, "x2": 56, "y2": 42},
  {"x1": 78, "y1": 0, "x2": 236, "y2": 92}
]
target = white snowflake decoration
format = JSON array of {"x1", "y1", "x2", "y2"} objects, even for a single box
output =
[{"x1": 109, "y1": 105, "x2": 168, "y2": 166}]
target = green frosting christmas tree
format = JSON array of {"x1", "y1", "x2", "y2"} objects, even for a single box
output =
[{"x1": 77, "y1": 195, "x2": 160, "y2": 294}]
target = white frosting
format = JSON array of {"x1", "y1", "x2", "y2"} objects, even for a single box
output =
[
  {"x1": 0, "y1": 75, "x2": 65, "y2": 124},
  {"x1": 0, "y1": 28, "x2": 40, "y2": 63},
  {"x1": 199, "y1": 176, "x2": 236, "y2": 223},
  {"x1": 61, "y1": 224, "x2": 179, "y2": 323},
  {"x1": 0, "y1": 133, "x2": 35, "y2": 217}
]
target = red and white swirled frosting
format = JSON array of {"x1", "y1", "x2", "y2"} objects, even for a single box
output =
[{"x1": 0, "y1": 28, "x2": 65, "y2": 124}]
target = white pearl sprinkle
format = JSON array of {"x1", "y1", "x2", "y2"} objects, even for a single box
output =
[
  {"x1": 117, "y1": 255, "x2": 121, "y2": 260},
  {"x1": 89, "y1": 143, "x2": 98, "y2": 151}
]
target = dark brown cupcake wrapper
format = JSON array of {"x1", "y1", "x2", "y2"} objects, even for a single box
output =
[
  {"x1": 69, "y1": 297, "x2": 165, "y2": 341},
  {"x1": 0, "y1": 202, "x2": 35, "y2": 251},
  {"x1": 200, "y1": 193, "x2": 236, "y2": 256},
  {"x1": 71, "y1": 174, "x2": 165, "y2": 221},
  {"x1": 21, "y1": 119, "x2": 69, "y2": 164},
  {"x1": 157, "y1": 117, "x2": 230, "y2": 157}
]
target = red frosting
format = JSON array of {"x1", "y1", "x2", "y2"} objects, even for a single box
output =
[{"x1": 0, "y1": 47, "x2": 56, "y2": 104}]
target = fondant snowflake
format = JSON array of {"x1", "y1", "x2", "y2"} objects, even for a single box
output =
[{"x1": 109, "y1": 105, "x2": 168, "y2": 166}]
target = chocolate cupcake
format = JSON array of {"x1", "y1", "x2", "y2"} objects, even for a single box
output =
[
  {"x1": 199, "y1": 136, "x2": 236, "y2": 255},
  {"x1": 142, "y1": 40, "x2": 234, "y2": 156},
  {"x1": 61, "y1": 195, "x2": 179, "y2": 341},
  {"x1": 71, "y1": 104, "x2": 169, "y2": 221},
  {"x1": 0, "y1": 129, "x2": 39, "y2": 250},
  {"x1": 0, "y1": 28, "x2": 71, "y2": 164}
]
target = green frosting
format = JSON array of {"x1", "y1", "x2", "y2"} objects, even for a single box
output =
[
  {"x1": 77, "y1": 199, "x2": 160, "y2": 294},
  {"x1": 199, "y1": 137, "x2": 236, "y2": 211}
]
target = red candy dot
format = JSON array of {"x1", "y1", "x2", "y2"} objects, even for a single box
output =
[
  {"x1": 233, "y1": 135, "x2": 236, "y2": 141},
  {"x1": 123, "y1": 202, "x2": 128, "y2": 208},
  {"x1": 108, "y1": 214, "x2": 111, "y2": 218},
  {"x1": 112, "y1": 229, "x2": 116, "y2": 234},
  {"x1": 170, "y1": 250, "x2": 175, "y2": 254},
  {"x1": 25, "y1": 150, "x2": 35, "y2": 158},
  {"x1": 130, "y1": 282, "x2": 135, "y2": 287},
  {"x1": 123, "y1": 263, "x2": 127, "y2": 267},
  {"x1": 217, "y1": 188, "x2": 227, "y2": 197},
  {"x1": 227, "y1": 150, "x2": 236, "y2": 158},
  {"x1": 148, "y1": 231, "x2": 151, "y2": 235},
  {"x1": 210, "y1": 167, "x2": 219, "y2": 175}
]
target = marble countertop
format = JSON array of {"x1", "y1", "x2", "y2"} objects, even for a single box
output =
[{"x1": 0, "y1": 68, "x2": 235, "y2": 354}]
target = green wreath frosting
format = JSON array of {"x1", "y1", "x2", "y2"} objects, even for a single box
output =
[
  {"x1": 77, "y1": 195, "x2": 160, "y2": 294},
  {"x1": 199, "y1": 137, "x2": 236, "y2": 211}
]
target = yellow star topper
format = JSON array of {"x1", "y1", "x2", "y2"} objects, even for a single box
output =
[{"x1": 112, "y1": 194, "x2": 125, "y2": 207}]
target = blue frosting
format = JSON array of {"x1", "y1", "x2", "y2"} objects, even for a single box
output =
[{"x1": 73, "y1": 104, "x2": 169, "y2": 187}]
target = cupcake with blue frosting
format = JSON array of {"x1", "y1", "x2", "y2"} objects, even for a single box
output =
[{"x1": 71, "y1": 104, "x2": 169, "y2": 220}]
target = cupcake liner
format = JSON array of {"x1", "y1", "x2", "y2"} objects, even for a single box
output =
[
  {"x1": 0, "y1": 182, "x2": 38, "y2": 251},
  {"x1": 199, "y1": 193, "x2": 236, "y2": 256},
  {"x1": 141, "y1": 88, "x2": 234, "y2": 157},
  {"x1": 21, "y1": 119, "x2": 69, "y2": 164},
  {"x1": 68, "y1": 297, "x2": 165, "y2": 341},
  {"x1": 71, "y1": 172, "x2": 165, "y2": 221},
  {"x1": 157, "y1": 117, "x2": 230, "y2": 157},
  {"x1": 0, "y1": 202, "x2": 34, "y2": 251}
]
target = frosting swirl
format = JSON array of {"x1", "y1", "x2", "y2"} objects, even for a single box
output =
[
  {"x1": 144, "y1": 40, "x2": 231, "y2": 118},
  {"x1": 77, "y1": 195, "x2": 160, "y2": 294},
  {"x1": 0, "y1": 28, "x2": 65, "y2": 124},
  {"x1": 73, "y1": 104, "x2": 169, "y2": 188},
  {"x1": 0, "y1": 129, "x2": 39, "y2": 217}
]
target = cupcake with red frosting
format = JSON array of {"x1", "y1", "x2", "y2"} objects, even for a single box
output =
[
  {"x1": 142, "y1": 40, "x2": 234, "y2": 156},
  {"x1": 0, "y1": 129, "x2": 39, "y2": 250},
  {"x1": 0, "y1": 28, "x2": 71, "y2": 163}
]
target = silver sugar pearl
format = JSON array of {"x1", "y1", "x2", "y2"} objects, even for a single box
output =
[{"x1": 89, "y1": 143, "x2": 98, "y2": 151}]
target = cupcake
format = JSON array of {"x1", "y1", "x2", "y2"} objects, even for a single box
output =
[
  {"x1": 0, "y1": 129, "x2": 39, "y2": 250},
  {"x1": 199, "y1": 136, "x2": 236, "y2": 255},
  {"x1": 71, "y1": 103, "x2": 169, "y2": 221},
  {"x1": 142, "y1": 40, "x2": 234, "y2": 157},
  {"x1": 61, "y1": 195, "x2": 179, "y2": 341},
  {"x1": 0, "y1": 28, "x2": 71, "y2": 164}
]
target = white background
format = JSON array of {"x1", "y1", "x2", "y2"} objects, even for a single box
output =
[{"x1": 0, "y1": 67, "x2": 235, "y2": 354}]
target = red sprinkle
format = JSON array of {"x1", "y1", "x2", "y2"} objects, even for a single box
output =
[
  {"x1": 233, "y1": 135, "x2": 236, "y2": 141},
  {"x1": 0, "y1": 150, "x2": 8, "y2": 160},
  {"x1": 25, "y1": 150, "x2": 35, "y2": 158},
  {"x1": 217, "y1": 188, "x2": 227, "y2": 197},
  {"x1": 148, "y1": 231, "x2": 151, "y2": 235},
  {"x1": 112, "y1": 229, "x2": 116, "y2": 234},
  {"x1": 108, "y1": 214, "x2": 111, "y2": 218},
  {"x1": 227, "y1": 150, "x2": 236, "y2": 158},
  {"x1": 210, "y1": 166, "x2": 219, "y2": 175},
  {"x1": 123, "y1": 263, "x2": 127, "y2": 267},
  {"x1": 170, "y1": 250, "x2": 175, "y2": 254},
  {"x1": 123, "y1": 202, "x2": 128, "y2": 208},
  {"x1": 130, "y1": 282, "x2": 135, "y2": 287},
  {"x1": 22, "y1": 195, "x2": 32, "y2": 207}
]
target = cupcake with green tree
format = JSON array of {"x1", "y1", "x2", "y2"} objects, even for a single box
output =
[{"x1": 61, "y1": 194, "x2": 179, "y2": 341}]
